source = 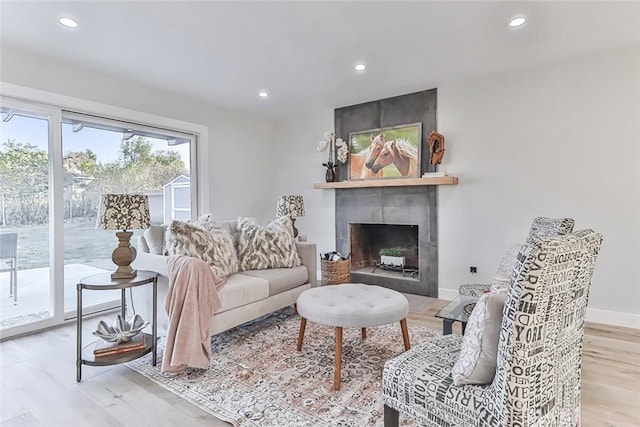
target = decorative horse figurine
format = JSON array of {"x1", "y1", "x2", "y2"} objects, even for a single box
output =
[{"x1": 371, "y1": 138, "x2": 418, "y2": 177}]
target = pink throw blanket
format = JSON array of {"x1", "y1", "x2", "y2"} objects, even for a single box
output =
[{"x1": 163, "y1": 255, "x2": 226, "y2": 373}]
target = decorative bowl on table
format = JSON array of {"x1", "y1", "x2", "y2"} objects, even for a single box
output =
[
  {"x1": 92, "y1": 314, "x2": 149, "y2": 344},
  {"x1": 462, "y1": 303, "x2": 477, "y2": 317}
]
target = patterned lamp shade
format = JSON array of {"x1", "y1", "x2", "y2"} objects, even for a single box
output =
[
  {"x1": 276, "y1": 195, "x2": 305, "y2": 218},
  {"x1": 96, "y1": 194, "x2": 151, "y2": 231}
]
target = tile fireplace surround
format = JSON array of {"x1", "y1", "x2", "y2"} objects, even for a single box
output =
[{"x1": 335, "y1": 186, "x2": 437, "y2": 297}]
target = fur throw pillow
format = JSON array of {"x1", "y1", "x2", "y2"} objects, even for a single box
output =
[
  {"x1": 165, "y1": 220, "x2": 238, "y2": 279},
  {"x1": 236, "y1": 216, "x2": 301, "y2": 271}
]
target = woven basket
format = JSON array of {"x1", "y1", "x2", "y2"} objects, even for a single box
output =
[{"x1": 321, "y1": 258, "x2": 351, "y2": 286}]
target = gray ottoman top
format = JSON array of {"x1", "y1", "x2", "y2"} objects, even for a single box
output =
[{"x1": 296, "y1": 283, "x2": 409, "y2": 328}]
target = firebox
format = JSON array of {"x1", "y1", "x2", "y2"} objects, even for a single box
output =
[{"x1": 350, "y1": 223, "x2": 419, "y2": 280}]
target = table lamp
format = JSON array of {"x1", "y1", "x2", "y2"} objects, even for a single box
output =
[
  {"x1": 276, "y1": 195, "x2": 305, "y2": 238},
  {"x1": 96, "y1": 194, "x2": 150, "y2": 279}
]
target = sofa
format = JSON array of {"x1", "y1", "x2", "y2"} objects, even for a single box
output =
[{"x1": 131, "y1": 218, "x2": 317, "y2": 337}]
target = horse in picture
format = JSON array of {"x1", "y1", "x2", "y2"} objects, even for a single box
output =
[
  {"x1": 370, "y1": 138, "x2": 418, "y2": 177},
  {"x1": 349, "y1": 133, "x2": 386, "y2": 179}
]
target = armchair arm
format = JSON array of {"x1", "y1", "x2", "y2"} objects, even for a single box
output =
[{"x1": 296, "y1": 242, "x2": 317, "y2": 288}]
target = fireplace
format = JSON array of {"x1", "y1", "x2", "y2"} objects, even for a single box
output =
[
  {"x1": 335, "y1": 186, "x2": 438, "y2": 297},
  {"x1": 350, "y1": 223, "x2": 419, "y2": 280},
  {"x1": 333, "y1": 88, "x2": 438, "y2": 297}
]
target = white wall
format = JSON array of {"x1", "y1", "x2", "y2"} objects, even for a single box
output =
[
  {"x1": 438, "y1": 45, "x2": 640, "y2": 323},
  {"x1": 0, "y1": 47, "x2": 277, "y2": 223},
  {"x1": 272, "y1": 109, "x2": 335, "y2": 256},
  {"x1": 274, "y1": 46, "x2": 640, "y2": 327}
]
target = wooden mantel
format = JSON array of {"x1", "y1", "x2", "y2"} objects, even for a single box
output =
[{"x1": 313, "y1": 176, "x2": 458, "y2": 189}]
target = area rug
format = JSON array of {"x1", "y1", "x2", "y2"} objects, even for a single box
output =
[{"x1": 127, "y1": 307, "x2": 440, "y2": 426}]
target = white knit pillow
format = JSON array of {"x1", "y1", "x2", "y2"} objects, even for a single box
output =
[
  {"x1": 236, "y1": 216, "x2": 301, "y2": 271},
  {"x1": 143, "y1": 225, "x2": 167, "y2": 255},
  {"x1": 165, "y1": 220, "x2": 238, "y2": 278},
  {"x1": 451, "y1": 290, "x2": 507, "y2": 386}
]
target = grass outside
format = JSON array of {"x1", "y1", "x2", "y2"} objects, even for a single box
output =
[{"x1": 1, "y1": 219, "x2": 144, "y2": 271}]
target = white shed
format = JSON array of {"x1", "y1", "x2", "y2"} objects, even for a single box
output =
[{"x1": 163, "y1": 175, "x2": 191, "y2": 223}]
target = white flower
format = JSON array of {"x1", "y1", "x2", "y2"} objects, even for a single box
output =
[
  {"x1": 335, "y1": 138, "x2": 346, "y2": 148},
  {"x1": 323, "y1": 131, "x2": 334, "y2": 142},
  {"x1": 336, "y1": 145, "x2": 348, "y2": 163},
  {"x1": 317, "y1": 140, "x2": 328, "y2": 152}
]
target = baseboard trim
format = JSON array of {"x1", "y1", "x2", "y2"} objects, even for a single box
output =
[
  {"x1": 585, "y1": 308, "x2": 640, "y2": 329},
  {"x1": 438, "y1": 288, "x2": 639, "y2": 329},
  {"x1": 438, "y1": 288, "x2": 459, "y2": 301}
]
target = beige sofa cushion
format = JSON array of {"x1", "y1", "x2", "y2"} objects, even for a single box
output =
[
  {"x1": 239, "y1": 266, "x2": 309, "y2": 296},
  {"x1": 217, "y1": 273, "x2": 269, "y2": 314}
]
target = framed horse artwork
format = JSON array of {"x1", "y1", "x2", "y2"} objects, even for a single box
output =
[{"x1": 348, "y1": 123, "x2": 422, "y2": 180}]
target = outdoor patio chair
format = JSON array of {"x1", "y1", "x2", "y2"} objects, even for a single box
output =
[
  {"x1": 0, "y1": 232, "x2": 18, "y2": 305},
  {"x1": 383, "y1": 229, "x2": 603, "y2": 426},
  {"x1": 459, "y1": 217, "x2": 575, "y2": 297}
]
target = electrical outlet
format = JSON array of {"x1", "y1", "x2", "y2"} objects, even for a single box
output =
[{"x1": 470, "y1": 266, "x2": 477, "y2": 274}]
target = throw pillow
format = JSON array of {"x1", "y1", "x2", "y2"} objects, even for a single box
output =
[
  {"x1": 236, "y1": 216, "x2": 301, "y2": 271},
  {"x1": 143, "y1": 225, "x2": 166, "y2": 255},
  {"x1": 451, "y1": 290, "x2": 507, "y2": 386},
  {"x1": 165, "y1": 220, "x2": 239, "y2": 278},
  {"x1": 194, "y1": 214, "x2": 241, "y2": 252}
]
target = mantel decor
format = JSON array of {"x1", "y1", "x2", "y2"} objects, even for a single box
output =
[
  {"x1": 348, "y1": 122, "x2": 422, "y2": 180},
  {"x1": 317, "y1": 131, "x2": 348, "y2": 182},
  {"x1": 96, "y1": 193, "x2": 150, "y2": 279},
  {"x1": 313, "y1": 175, "x2": 458, "y2": 189},
  {"x1": 427, "y1": 130, "x2": 446, "y2": 165}
]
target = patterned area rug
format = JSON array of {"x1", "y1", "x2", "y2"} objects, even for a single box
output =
[{"x1": 127, "y1": 307, "x2": 440, "y2": 426}]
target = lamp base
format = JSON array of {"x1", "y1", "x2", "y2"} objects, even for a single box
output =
[
  {"x1": 291, "y1": 218, "x2": 299, "y2": 238},
  {"x1": 111, "y1": 267, "x2": 137, "y2": 280},
  {"x1": 111, "y1": 231, "x2": 138, "y2": 280}
]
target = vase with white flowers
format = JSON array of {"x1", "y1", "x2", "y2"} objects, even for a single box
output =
[{"x1": 317, "y1": 131, "x2": 348, "y2": 182}]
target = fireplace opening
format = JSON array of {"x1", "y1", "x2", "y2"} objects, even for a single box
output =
[{"x1": 350, "y1": 223, "x2": 419, "y2": 281}]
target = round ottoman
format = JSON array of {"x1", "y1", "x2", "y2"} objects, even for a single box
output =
[{"x1": 296, "y1": 283, "x2": 410, "y2": 390}]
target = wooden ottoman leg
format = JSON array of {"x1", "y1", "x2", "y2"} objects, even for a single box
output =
[
  {"x1": 297, "y1": 317, "x2": 307, "y2": 351},
  {"x1": 361, "y1": 327, "x2": 367, "y2": 339},
  {"x1": 334, "y1": 326, "x2": 343, "y2": 390},
  {"x1": 400, "y1": 318, "x2": 410, "y2": 350}
]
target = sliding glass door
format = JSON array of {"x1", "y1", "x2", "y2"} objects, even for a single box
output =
[
  {"x1": 0, "y1": 100, "x2": 62, "y2": 334},
  {"x1": 0, "y1": 96, "x2": 196, "y2": 339},
  {"x1": 61, "y1": 114, "x2": 193, "y2": 315}
]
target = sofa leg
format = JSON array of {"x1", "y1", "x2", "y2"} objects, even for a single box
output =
[{"x1": 384, "y1": 404, "x2": 399, "y2": 427}]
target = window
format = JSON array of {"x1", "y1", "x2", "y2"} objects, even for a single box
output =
[{"x1": 0, "y1": 93, "x2": 200, "y2": 338}]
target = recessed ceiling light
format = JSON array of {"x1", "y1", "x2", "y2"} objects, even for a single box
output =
[
  {"x1": 258, "y1": 91, "x2": 269, "y2": 98},
  {"x1": 58, "y1": 17, "x2": 78, "y2": 28},
  {"x1": 354, "y1": 63, "x2": 367, "y2": 72},
  {"x1": 507, "y1": 16, "x2": 527, "y2": 28}
]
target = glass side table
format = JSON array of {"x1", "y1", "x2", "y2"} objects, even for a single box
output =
[
  {"x1": 76, "y1": 270, "x2": 158, "y2": 382},
  {"x1": 434, "y1": 295, "x2": 479, "y2": 335}
]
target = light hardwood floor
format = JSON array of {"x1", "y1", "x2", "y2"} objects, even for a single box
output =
[{"x1": 1, "y1": 296, "x2": 639, "y2": 426}]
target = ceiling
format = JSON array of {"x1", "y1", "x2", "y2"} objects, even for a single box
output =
[{"x1": 1, "y1": 1, "x2": 639, "y2": 119}]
